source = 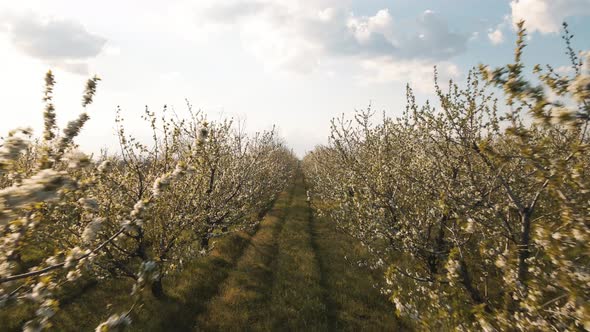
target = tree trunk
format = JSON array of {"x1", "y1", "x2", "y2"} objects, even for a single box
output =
[
  {"x1": 151, "y1": 276, "x2": 165, "y2": 298},
  {"x1": 458, "y1": 259, "x2": 489, "y2": 312},
  {"x1": 517, "y1": 212, "x2": 532, "y2": 287},
  {"x1": 200, "y1": 233, "x2": 210, "y2": 250}
]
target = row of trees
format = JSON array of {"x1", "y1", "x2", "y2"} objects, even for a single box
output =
[
  {"x1": 0, "y1": 72, "x2": 297, "y2": 331},
  {"x1": 303, "y1": 22, "x2": 589, "y2": 331}
]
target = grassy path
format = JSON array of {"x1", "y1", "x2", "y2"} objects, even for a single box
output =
[
  {"x1": 267, "y1": 174, "x2": 327, "y2": 331},
  {"x1": 1, "y1": 172, "x2": 401, "y2": 331},
  {"x1": 309, "y1": 193, "x2": 403, "y2": 331},
  {"x1": 194, "y1": 181, "x2": 296, "y2": 330},
  {"x1": 195, "y1": 173, "x2": 402, "y2": 331}
]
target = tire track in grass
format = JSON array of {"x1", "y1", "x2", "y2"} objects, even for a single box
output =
[
  {"x1": 45, "y1": 189, "x2": 293, "y2": 332},
  {"x1": 268, "y1": 173, "x2": 328, "y2": 331},
  {"x1": 13, "y1": 174, "x2": 404, "y2": 332},
  {"x1": 305, "y1": 191, "x2": 338, "y2": 331},
  {"x1": 194, "y1": 172, "x2": 405, "y2": 331},
  {"x1": 308, "y1": 207, "x2": 405, "y2": 331},
  {"x1": 194, "y1": 182, "x2": 295, "y2": 331}
]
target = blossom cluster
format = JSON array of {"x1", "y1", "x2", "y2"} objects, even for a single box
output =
[
  {"x1": 0, "y1": 71, "x2": 297, "y2": 331},
  {"x1": 303, "y1": 22, "x2": 590, "y2": 331}
]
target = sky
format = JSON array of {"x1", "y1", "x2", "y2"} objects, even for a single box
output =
[{"x1": 0, "y1": 0, "x2": 589, "y2": 157}]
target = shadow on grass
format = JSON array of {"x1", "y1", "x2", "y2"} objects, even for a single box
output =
[
  {"x1": 195, "y1": 185, "x2": 295, "y2": 331},
  {"x1": 1, "y1": 175, "x2": 407, "y2": 331}
]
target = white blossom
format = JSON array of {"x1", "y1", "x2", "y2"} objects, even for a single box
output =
[
  {"x1": 79, "y1": 197, "x2": 99, "y2": 212},
  {"x1": 95, "y1": 313, "x2": 131, "y2": 332},
  {"x1": 97, "y1": 160, "x2": 112, "y2": 173},
  {"x1": 65, "y1": 150, "x2": 90, "y2": 168},
  {"x1": 82, "y1": 217, "x2": 104, "y2": 243}
]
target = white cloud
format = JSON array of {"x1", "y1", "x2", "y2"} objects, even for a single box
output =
[
  {"x1": 359, "y1": 57, "x2": 461, "y2": 93},
  {"x1": 0, "y1": 11, "x2": 106, "y2": 74},
  {"x1": 160, "y1": 71, "x2": 182, "y2": 81},
  {"x1": 511, "y1": 0, "x2": 590, "y2": 34},
  {"x1": 102, "y1": 45, "x2": 121, "y2": 56},
  {"x1": 240, "y1": 17, "x2": 322, "y2": 73},
  {"x1": 347, "y1": 9, "x2": 394, "y2": 43},
  {"x1": 197, "y1": 2, "x2": 467, "y2": 85},
  {"x1": 555, "y1": 65, "x2": 576, "y2": 76},
  {"x1": 318, "y1": 8, "x2": 336, "y2": 22},
  {"x1": 488, "y1": 28, "x2": 504, "y2": 45}
]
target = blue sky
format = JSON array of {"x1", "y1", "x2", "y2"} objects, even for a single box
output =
[{"x1": 0, "y1": 0, "x2": 589, "y2": 156}]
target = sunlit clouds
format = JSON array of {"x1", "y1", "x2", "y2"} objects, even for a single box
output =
[{"x1": 0, "y1": 0, "x2": 589, "y2": 157}]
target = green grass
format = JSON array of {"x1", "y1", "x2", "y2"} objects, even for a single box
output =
[
  {"x1": 269, "y1": 177, "x2": 328, "y2": 331},
  {"x1": 195, "y1": 182, "x2": 295, "y2": 331},
  {"x1": 309, "y1": 196, "x2": 404, "y2": 331},
  {"x1": 1, "y1": 172, "x2": 405, "y2": 331},
  {"x1": 48, "y1": 229, "x2": 258, "y2": 331},
  {"x1": 195, "y1": 173, "x2": 403, "y2": 331},
  {"x1": 0, "y1": 215, "x2": 263, "y2": 331}
]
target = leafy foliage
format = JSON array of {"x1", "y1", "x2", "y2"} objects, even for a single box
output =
[
  {"x1": 303, "y1": 22, "x2": 589, "y2": 331},
  {"x1": 0, "y1": 72, "x2": 297, "y2": 331}
]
